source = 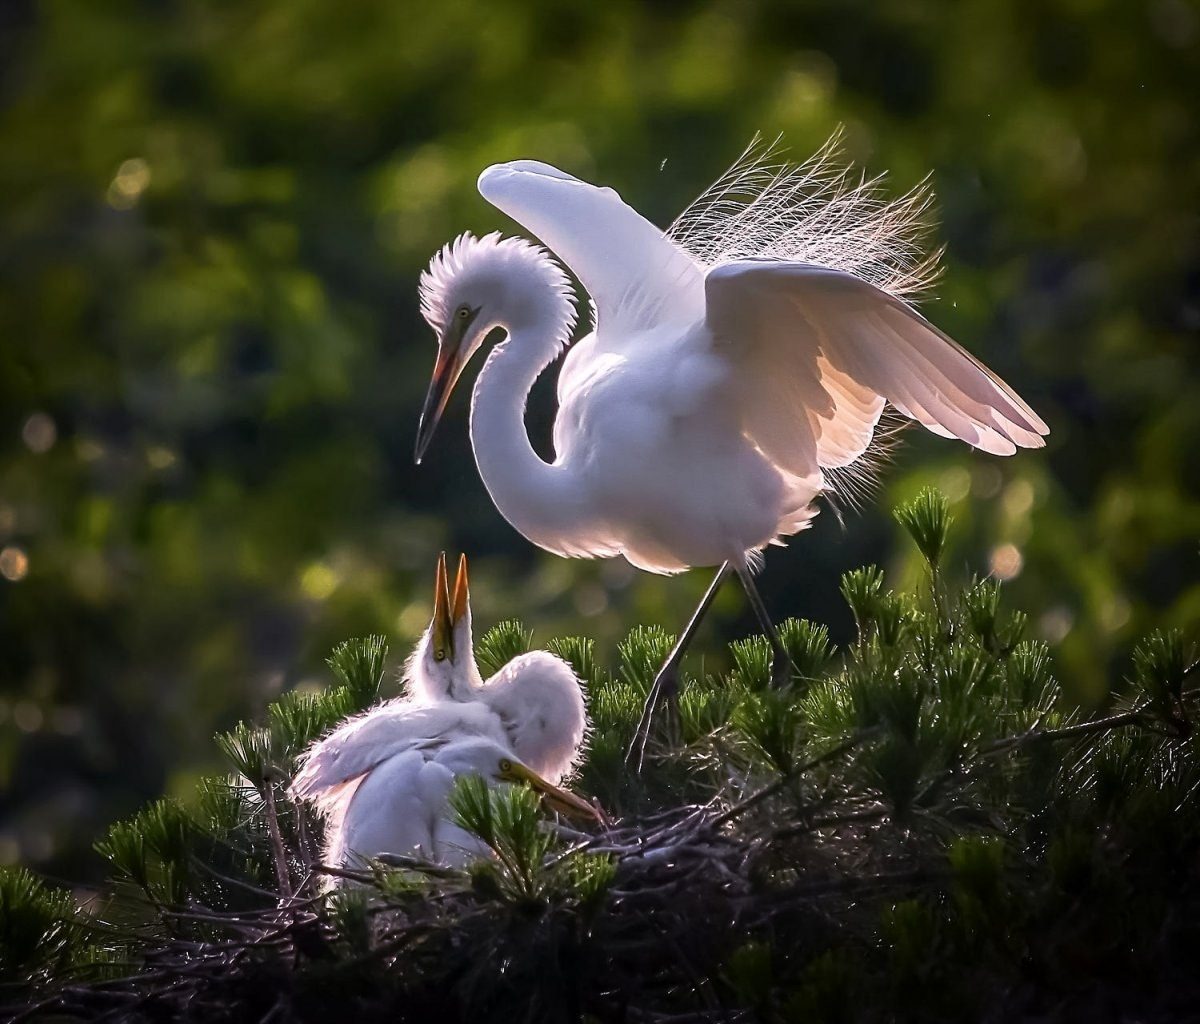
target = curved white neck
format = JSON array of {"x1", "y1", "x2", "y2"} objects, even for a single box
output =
[{"x1": 468, "y1": 320, "x2": 583, "y2": 555}]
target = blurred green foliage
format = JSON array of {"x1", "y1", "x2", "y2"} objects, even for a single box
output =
[{"x1": 0, "y1": 0, "x2": 1196, "y2": 879}]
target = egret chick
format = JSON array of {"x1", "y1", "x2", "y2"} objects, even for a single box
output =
[
  {"x1": 290, "y1": 553, "x2": 595, "y2": 872},
  {"x1": 291, "y1": 708, "x2": 598, "y2": 873},
  {"x1": 407, "y1": 550, "x2": 588, "y2": 785},
  {"x1": 411, "y1": 136, "x2": 1049, "y2": 765}
]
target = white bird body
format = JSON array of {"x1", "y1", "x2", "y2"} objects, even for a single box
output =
[
  {"x1": 417, "y1": 145, "x2": 1048, "y2": 576},
  {"x1": 290, "y1": 554, "x2": 593, "y2": 871},
  {"x1": 292, "y1": 703, "x2": 512, "y2": 868},
  {"x1": 413, "y1": 139, "x2": 1050, "y2": 749}
]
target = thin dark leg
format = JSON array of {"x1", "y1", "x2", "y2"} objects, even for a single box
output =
[
  {"x1": 626, "y1": 563, "x2": 731, "y2": 772},
  {"x1": 735, "y1": 565, "x2": 793, "y2": 689}
]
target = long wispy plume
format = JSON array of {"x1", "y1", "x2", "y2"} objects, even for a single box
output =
[
  {"x1": 670, "y1": 131, "x2": 943, "y2": 518},
  {"x1": 668, "y1": 128, "x2": 942, "y2": 302}
]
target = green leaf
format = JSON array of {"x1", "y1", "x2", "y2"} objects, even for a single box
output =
[
  {"x1": 547, "y1": 634, "x2": 602, "y2": 691},
  {"x1": 840, "y1": 565, "x2": 885, "y2": 637},
  {"x1": 215, "y1": 721, "x2": 274, "y2": 783},
  {"x1": 778, "y1": 617, "x2": 836, "y2": 682},
  {"x1": 0, "y1": 868, "x2": 79, "y2": 984},
  {"x1": 476, "y1": 619, "x2": 533, "y2": 677},
  {"x1": 894, "y1": 487, "x2": 953, "y2": 568},
  {"x1": 326, "y1": 635, "x2": 388, "y2": 711},
  {"x1": 617, "y1": 624, "x2": 675, "y2": 695},
  {"x1": 733, "y1": 688, "x2": 804, "y2": 775},
  {"x1": 1132, "y1": 628, "x2": 1191, "y2": 706},
  {"x1": 729, "y1": 635, "x2": 773, "y2": 690}
]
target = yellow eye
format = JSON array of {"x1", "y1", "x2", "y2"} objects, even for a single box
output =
[
  {"x1": 499, "y1": 758, "x2": 512, "y2": 772},
  {"x1": 457, "y1": 306, "x2": 470, "y2": 319},
  {"x1": 434, "y1": 649, "x2": 446, "y2": 662}
]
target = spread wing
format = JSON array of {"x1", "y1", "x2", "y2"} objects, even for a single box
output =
[
  {"x1": 477, "y1": 160, "x2": 705, "y2": 337},
  {"x1": 705, "y1": 261, "x2": 1048, "y2": 484},
  {"x1": 289, "y1": 702, "x2": 502, "y2": 808}
]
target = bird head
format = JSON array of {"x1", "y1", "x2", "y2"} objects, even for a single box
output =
[
  {"x1": 495, "y1": 753, "x2": 606, "y2": 824},
  {"x1": 406, "y1": 552, "x2": 480, "y2": 703},
  {"x1": 414, "y1": 231, "x2": 574, "y2": 463}
]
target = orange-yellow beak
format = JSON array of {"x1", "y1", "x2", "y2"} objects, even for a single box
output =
[
  {"x1": 431, "y1": 552, "x2": 471, "y2": 664},
  {"x1": 500, "y1": 760, "x2": 607, "y2": 825},
  {"x1": 452, "y1": 552, "x2": 469, "y2": 626}
]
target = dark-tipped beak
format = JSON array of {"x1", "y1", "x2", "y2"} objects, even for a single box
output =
[
  {"x1": 451, "y1": 553, "x2": 469, "y2": 625},
  {"x1": 415, "y1": 345, "x2": 458, "y2": 465}
]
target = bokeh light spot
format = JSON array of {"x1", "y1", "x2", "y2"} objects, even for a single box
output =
[
  {"x1": 1003, "y1": 479, "x2": 1036, "y2": 517},
  {"x1": 940, "y1": 466, "x2": 971, "y2": 502},
  {"x1": 0, "y1": 545, "x2": 29, "y2": 581},
  {"x1": 300, "y1": 562, "x2": 339, "y2": 601},
  {"x1": 107, "y1": 157, "x2": 151, "y2": 209},
  {"x1": 989, "y1": 543, "x2": 1023, "y2": 581},
  {"x1": 1039, "y1": 607, "x2": 1074, "y2": 643},
  {"x1": 21, "y1": 412, "x2": 57, "y2": 453},
  {"x1": 147, "y1": 446, "x2": 178, "y2": 470}
]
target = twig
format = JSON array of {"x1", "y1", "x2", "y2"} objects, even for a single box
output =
[
  {"x1": 985, "y1": 681, "x2": 1200, "y2": 755},
  {"x1": 711, "y1": 729, "x2": 876, "y2": 828},
  {"x1": 261, "y1": 780, "x2": 293, "y2": 900}
]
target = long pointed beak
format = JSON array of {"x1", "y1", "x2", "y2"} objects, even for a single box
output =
[
  {"x1": 452, "y1": 553, "x2": 469, "y2": 625},
  {"x1": 432, "y1": 552, "x2": 454, "y2": 660},
  {"x1": 505, "y1": 762, "x2": 607, "y2": 824},
  {"x1": 415, "y1": 345, "x2": 459, "y2": 465}
]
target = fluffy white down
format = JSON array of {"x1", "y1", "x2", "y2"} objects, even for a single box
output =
[
  {"x1": 419, "y1": 145, "x2": 1047, "y2": 575},
  {"x1": 474, "y1": 650, "x2": 588, "y2": 784},
  {"x1": 290, "y1": 622, "x2": 589, "y2": 874}
]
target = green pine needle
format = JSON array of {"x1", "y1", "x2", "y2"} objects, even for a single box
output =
[
  {"x1": 326, "y1": 635, "x2": 388, "y2": 711},
  {"x1": 0, "y1": 867, "x2": 79, "y2": 984},
  {"x1": 778, "y1": 618, "x2": 836, "y2": 682},
  {"x1": 476, "y1": 620, "x2": 534, "y2": 677},
  {"x1": 618, "y1": 624, "x2": 675, "y2": 695},
  {"x1": 894, "y1": 487, "x2": 953, "y2": 568}
]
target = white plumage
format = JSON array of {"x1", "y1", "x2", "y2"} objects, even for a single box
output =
[
  {"x1": 411, "y1": 135, "x2": 1048, "y2": 748},
  {"x1": 415, "y1": 138, "x2": 1046, "y2": 575},
  {"x1": 289, "y1": 554, "x2": 592, "y2": 872}
]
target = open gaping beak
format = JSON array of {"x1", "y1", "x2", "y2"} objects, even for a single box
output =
[
  {"x1": 502, "y1": 760, "x2": 607, "y2": 825},
  {"x1": 431, "y1": 552, "x2": 471, "y2": 664}
]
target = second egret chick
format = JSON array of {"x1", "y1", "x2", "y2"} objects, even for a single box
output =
[
  {"x1": 291, "y1": 703, "x2": 599, "y2": 872},
  {"x1": 405, "y1": 551, "x2": 588, "y2": 786}
]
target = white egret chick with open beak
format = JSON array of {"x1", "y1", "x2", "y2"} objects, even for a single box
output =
[
  {"x1": 407, "y1": 551, "x2": 589, "y2": 785},
  {"x1": 289, "y1": 554, "x2": 595, "y2": 872},
  {"x1": 412, "y1": 136, "x2": 1049, "y2": 765}
]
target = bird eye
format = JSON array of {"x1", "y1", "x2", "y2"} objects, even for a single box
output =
[
  {"x1": 499, "y1": 758, "x2": 512, "y2": 772},
  {"x1": 456, "y1": 305, "x2": 470, "y2": 319},
  {"x1": 434, "y1": 649, "x2": 446, "y2": 662}
]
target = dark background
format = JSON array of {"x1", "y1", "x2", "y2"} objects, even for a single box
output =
[{"x1": 1, "y1": 0, "x2": 1196, "y2": 881}]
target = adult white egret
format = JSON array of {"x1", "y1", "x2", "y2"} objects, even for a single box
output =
[
  {"x1": 412, "y1": 136, "x2": 1048, "y2": 763},
  {"x1": 405, "y1": 551, "x2": 589, "y2": 783},
  {"x1": 291, "y1": 706, "x2": 597, "y2": 872},
  {"x1": 289, "y1": 552, "x2": 595, "y2": 871}
]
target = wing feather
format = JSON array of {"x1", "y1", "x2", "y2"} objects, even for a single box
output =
[
  {"x1": 289, "y1": 702, "x2": 502, "y2": 807},
  {"x1": 478, "y1": 161, "x2": 705, "y2": 335},
  {"x1": 705, "y1": 261, "x2": 1047, "y2": 482}
]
